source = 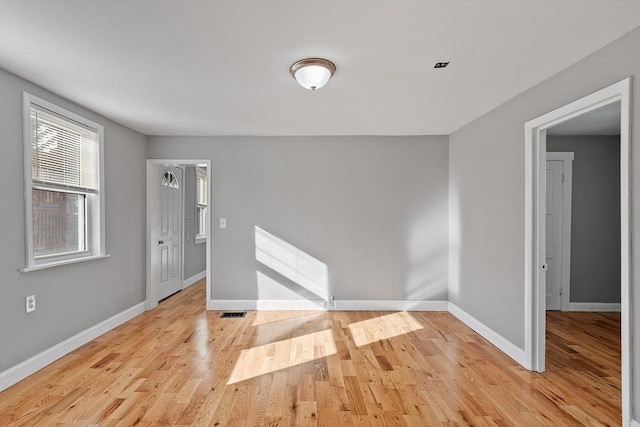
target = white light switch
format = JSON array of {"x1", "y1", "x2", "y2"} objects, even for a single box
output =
[{"x1": 220, "y1": 218, "x2": 227, "y2": 229}]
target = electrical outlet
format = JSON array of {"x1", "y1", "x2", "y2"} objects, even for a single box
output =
[
  {"x1": 26, "y1": 295, "x2": 36, "y2": 313},
  {"x1": 325, "y1": 295, "x2": 335, "y2": 309}
]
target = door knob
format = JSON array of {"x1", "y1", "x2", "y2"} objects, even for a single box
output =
[{"x1": 158, "y1": 240, "x2": 164, "y2": 245}]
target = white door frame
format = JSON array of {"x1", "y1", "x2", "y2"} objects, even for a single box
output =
[
  {"x1": 524, "y1": 78, "x2": 631, "y2": 425},
  {"x1": 146, "y1": 159, "x2": 212, "y2": 310},
  {"x1": 545, "y1": 152, "x2": 574, "y2": 312}
]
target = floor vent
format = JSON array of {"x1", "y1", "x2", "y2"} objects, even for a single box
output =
[{"x1": 220, "y1": 312, "x2": 247, "y2": 318}]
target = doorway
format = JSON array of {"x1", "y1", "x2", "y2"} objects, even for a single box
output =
[
  {"x1": 146, "y1": 159, "x2": 212, "y2": 310},
  {"x1": 524, "y1": 78, "x2": 631, "y2": 424}
]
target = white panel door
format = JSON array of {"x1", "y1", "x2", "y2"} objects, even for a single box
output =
[
  {"x1": 545, "y1": 160, "x2": 564, "y2": 311},
  {"x1": 158, "y1": 167, "x2": 183, "y2": 300}
]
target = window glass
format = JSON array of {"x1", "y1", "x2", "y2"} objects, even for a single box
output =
[
  {"x1": 32, "y1": 190, "x2": 86, "y2": 258},
  {"x1": 196, "y1": 170, "x2": 207, "y2": 239}
]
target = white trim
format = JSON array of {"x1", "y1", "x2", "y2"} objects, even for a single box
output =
[
  {"x1": 448, "y1": 302, "x2": 528, "y2": 367},
  {"x1": 179, "y1": 165, "x2": 187, "y2": 300},
  {"x1": 183, "y1": 270, "x2": 206, "y2": 289},
  {"x1": 545, "y1": 151, "x2": 574, "y2": 312},
  {"x1": 569, "y1": 302, "x2": 622, "y2": 312},
  {"x1": 630, "y1": 419, "x2": 640, "y2": 427},
  {"x1": 209, "y1": 299, "x2": 258, "y2": 311},
  {"x1": 208, "y1": 299, "x2": 449, "y2": 312},
  {"x1": 524, "y1": 77, "x2": 632, "y2": 425},
  {"x1": 0, "y1": 302, "x2": 145, "y2": 392},
  {"x1": 257, "y1": 299, "x2": 326, "y2": 310},
  {"x1": 19, "y1": 254, "x2": 111, "y2": 272},
  {"x1": 336, "y1": 300, "x2": 449, "y2": 311}
]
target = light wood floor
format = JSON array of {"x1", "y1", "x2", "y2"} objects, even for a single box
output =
[{"x1": 0, "y1": 281, "x2": 621, "y2": 426}]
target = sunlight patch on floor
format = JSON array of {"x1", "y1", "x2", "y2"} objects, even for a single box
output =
[
  {"x1": 348, "y1": 312, "x2": 423, "y2": 347},
  {"x1": 227, "y1": 328, "x2": 336, "y2": 384}
]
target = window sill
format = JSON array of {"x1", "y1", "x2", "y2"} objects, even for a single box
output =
[
  {"x1": 19, "y1": 254, "x2": 111, "y2": 273},
  {"x1": 195, "y1": 237, "x2": 206, "y2": 245}
]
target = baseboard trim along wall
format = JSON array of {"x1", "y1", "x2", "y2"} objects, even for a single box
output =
[
  {"x1": 0, "y1": 302, "x2": 145, "y2": 392},
  {"x1": 256, "y1": 299, "x2": 327, "y2": 310},
  {"x1": 208, "y1": 299, "x2": 257, "y2": 310},
  {"x1": 208, "y1": 299, "x2": 449, "y2": 312},
  {"x1": 569, "y1": 302, "x2": 622, "y2": 312},
  {"x1": 336, "y1": 300, "x2": 449, "y2": 311},
  {"x1": 448, "y1": 302, "x2": 528, "y2": 368},
  {"x1": 208, "y1": 299, "x2": 327, "y2": 310},
  {"x1": 183, "y1": 270, "x2": 206, "y2": 289}
]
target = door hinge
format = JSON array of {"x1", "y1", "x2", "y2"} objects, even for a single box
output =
[
  {"x1": 561, "y1": 174, "x2": 565, "y2": 183},
  {"x1": 559, "y1": 287, "x2": 563, "y2": 296}
]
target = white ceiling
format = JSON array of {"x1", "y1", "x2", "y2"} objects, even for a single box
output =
[{"x1": 0, "y1": 1, "x2": 638, "y2": 136}]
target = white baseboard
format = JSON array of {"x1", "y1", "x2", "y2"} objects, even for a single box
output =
[
  {"x1": 208, "y1": 299, "x2": 326, "y2": 311},
  {"x1": 183, "y1": 271, "x2": 206, "y2": 289},
  {"x1": 207, "y1": 299, "x2": 449, "y2": 311},
  {"x1": 0, "y1": 302, "x2": 145, "y2": 392},
  {"x1": 448, "y1": 302, "x2": 528, "y2": 368},
  {"x1": 569, "y1": 302, "x2": 621, "y2": 312},
  {"x1": 336, "y1": 300, "x2": 448, "y2": 311},
  {"x1": 257, "y1": 299, "x2": 327, "y2": 310},
  {"x1": 208, "y1": 299, "x2": 257, "y2": 311}
]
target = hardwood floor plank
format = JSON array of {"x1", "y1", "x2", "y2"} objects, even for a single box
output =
[{"x1": 0, "y1": 281, "x2": 621, "y2": 426}]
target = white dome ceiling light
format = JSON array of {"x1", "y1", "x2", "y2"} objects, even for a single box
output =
[{"x1": 289, "y1": 58, "x2": 336, "y2": 91}]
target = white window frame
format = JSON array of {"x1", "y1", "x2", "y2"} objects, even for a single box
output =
[
  {"x1": 20, "y1": 93, "x2": 108, "y2": 272},
  {"x1": 195, "y1": 167, "x2": 207, "y2": 244}
]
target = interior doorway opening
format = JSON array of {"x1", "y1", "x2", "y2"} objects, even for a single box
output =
[
  {"x1": 543, "y1": 103, "x2": 623, "y2": 421},
  {"x1": 524, "y1": 78, "x2": 631, "y2": 424},
  {"x1": 146, "y1": 159, "x2": 212, "y2": 310}
]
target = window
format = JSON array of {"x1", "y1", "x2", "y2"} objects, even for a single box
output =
[
  {"x1": 162, "y1": 171, "x2": 180, "y2": 189},
  {"x1": 22, "y1": 93, "x2": 106, "y2": 271},
  {"x1": 195, "y1": 168, "x2": 207, "y2": 243}
]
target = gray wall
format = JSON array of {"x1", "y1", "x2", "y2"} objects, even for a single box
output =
[
  {"x1": 548, "y1": 136, "x2": 621, "y2": 304},
  {"x1": 147, "y1": 136, "x2": 449, "y2": 303},
  {"x1": 449, "y1": 27, "x2": 639, "y2": 419},
  {"x1": 183, "y1": 166, "x2": 207, "y2": 279},
  {"x1": 0, "y1": 69, "x2": 147, "y2": 371}
]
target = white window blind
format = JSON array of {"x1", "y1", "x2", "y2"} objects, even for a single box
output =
[{"x1": 30, "y1": 104, "x2": 100, "y2": 192}]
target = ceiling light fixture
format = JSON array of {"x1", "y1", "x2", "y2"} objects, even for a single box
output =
[{"x1": 290, "y1": 58, "x2": 336, "y2": 91}]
